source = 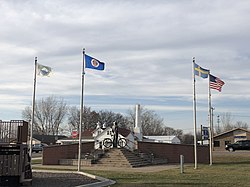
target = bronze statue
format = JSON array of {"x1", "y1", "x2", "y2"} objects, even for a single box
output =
[{"x1": 112, "y1": 121, "x2": 118, "y2": 148}]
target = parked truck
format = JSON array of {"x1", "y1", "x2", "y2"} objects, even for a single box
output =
[
  {"x1": 0, "y1": 120, "x2": 32, "y2": 186},
  {"x1": 225, "y1": 140, "x2": 250, "y2": 152}
]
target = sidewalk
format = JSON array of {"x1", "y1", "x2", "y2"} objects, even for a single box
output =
[
  {"x1": 32, "y1": 163, "x2": 180, "y2": 173},
  {"x1": 32, "y1": 164, "x2": 183, "y2": 186}
]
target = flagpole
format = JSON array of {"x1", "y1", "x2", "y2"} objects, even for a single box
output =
[
  {"x1": 208, "y1": 72, "x2": 213, "y2": 165},
  {"x1": 192, "y1": 57, "x2": 198, "y2": 169},
  {"x1": 30, "y1": 57, "x2": 37, "y2": 157},
  {"x1": 211, "y1": 107, "x2": 215, "y2": 158},
  {"x1": 78, "y1": 48, "x2": 85, "y2": 172}
]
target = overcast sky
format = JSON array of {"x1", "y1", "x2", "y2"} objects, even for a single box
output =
[{"x1": 1, "y1": 0, "x2": 250, "y2": 133}]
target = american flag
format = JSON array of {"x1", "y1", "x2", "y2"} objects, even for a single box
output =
[{"x1": 210, "y1": 74, "x2": 225, "y2": 92}]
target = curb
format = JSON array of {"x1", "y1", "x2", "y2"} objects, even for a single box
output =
[{"x1": 33, "y1": 169, "x2": 116, "y2": 187}]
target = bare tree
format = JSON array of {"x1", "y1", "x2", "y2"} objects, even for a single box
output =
[
  {"x1": 67, "y1": 106, "x2": 99, "y2": 131},
  {"x1": 127, "y1": 106, "x2": 169, "y2": 135},
  {"x1": 234, "y1": 121, "x2": 248, "y2": 129},
  {"x1": 162, "y1": 127, "x2": 183, "y2": 139},
  {"x1": 67, "y1": 107, "x2": 129, "y2": 132},
  {"x1": 22, "y1": 96, "x2": 67, "y2": 135},
  {"x1": 221, "y1": 112, "x2": 234, "y2": 131},
  {"x1": 97, "y1": 110, "x2": 129, "y2": 128},
  {"x1": 218, "y1": 112, "x2": 248, "y2": 132},
  {"x1": 127, "y1": 106, "x2": 183, "y2": 136},
  {"x1": 180, "y1": 133, "x2": 194, "y2": 144},
  {"x1": 67, "y1": 106, "x2": 80, "y2": 132},
  {"x1": 82, "y1": 107, "x2": 99, "y2": 130}
]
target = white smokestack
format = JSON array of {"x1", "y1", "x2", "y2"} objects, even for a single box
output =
[
  {"x1": 134, "y1": 104, "x2": 142, "y2": 141},
  {"x1": 135, "y1": 104, "x2": 141, "y2": 128}
]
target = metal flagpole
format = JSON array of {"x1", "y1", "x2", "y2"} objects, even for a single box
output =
[
  {"x1": 192, "y1": 57, "x2": 198, "y2": 169},
  {"x1": 30, "y1": 57, "x2": 38, "y2": 157},
  {"x1": 208, "y1": 73, "x2": 213, "y2": 165},
  {"x1": 78, "y1": 49, "x2": 85, "y2": 172},
  {"x1": 211, "y1": 107, "x2": 215, "y2": 157}
]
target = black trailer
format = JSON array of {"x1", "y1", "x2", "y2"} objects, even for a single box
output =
[{"x1": 0, "y1": 120, "x2": 32, "y2": 186}]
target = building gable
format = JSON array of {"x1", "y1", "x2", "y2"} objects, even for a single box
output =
[{"x1": 95, "y1": 127, "x2": 113, "y2": 139}]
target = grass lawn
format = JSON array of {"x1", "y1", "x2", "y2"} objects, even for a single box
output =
[
  {"x1": 85, "y1": 151, "x2": 250, "y2": 187},
  {"x1": 32, "y1": 159, "x2": 42, "y2": 165}
]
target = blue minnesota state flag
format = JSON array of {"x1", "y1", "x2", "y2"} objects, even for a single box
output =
[
  {"x1": 194, "y1": 63, "x2": 209, "y2": 79},
  {"x1": 85, "y1": 54, "x2": 105, "y2": 70}
]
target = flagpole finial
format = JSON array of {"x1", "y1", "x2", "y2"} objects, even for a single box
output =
[
  {"x1": 82, "y1": 48, "x2": 85, "y2": 53},
  {"x1": 35, "y1": 57, "x2": 37, "y2": 61},
  {"x1": 192, "y1": 57, "x2": 195, "y2": 61}
]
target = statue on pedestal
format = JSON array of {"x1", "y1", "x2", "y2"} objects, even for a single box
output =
[{"x1": 112, "y1": 121, "x2": 118, "y2": 148}]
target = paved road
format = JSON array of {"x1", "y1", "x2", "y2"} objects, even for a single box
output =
[{"x1": 213, "y1": 150, "x2": 250, "y2": 156}]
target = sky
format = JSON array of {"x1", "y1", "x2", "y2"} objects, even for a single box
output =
[{"x1": 1, "y1": 0, "x2": 250, "y2": 133}]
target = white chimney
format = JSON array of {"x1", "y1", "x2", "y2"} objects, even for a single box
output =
[{"x1": 134, "y1": 104, "x2": 142, "y2": 141}]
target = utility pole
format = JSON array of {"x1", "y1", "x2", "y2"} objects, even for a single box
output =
[
  {"x1": 217, "y1": 115, "x2": 220, "y2": 134},
  {"x1": 201, "y1": 124, "x2": 203, "y2": 145}
]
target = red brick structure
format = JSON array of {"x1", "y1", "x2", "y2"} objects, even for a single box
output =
[
  {"x1": 42, "y1": 141, "x2": 209, "y2": 165},
  {"x1": 42, "y1": 142, "x2": 94, "y2": 165},
  {"x1": 138, "y1": 142, "x2": 209, "y2": 164}
]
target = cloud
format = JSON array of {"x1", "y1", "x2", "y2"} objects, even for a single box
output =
[{"x1": 1, "y1": 0, "x2": 250, "y2": 130}]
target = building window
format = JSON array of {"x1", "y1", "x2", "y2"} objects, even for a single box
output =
[
  {"x1": 214, "y1": 141, "x2": 220, "y2": 147},
  {"x1": 225, "y1": 141, "x2": 231, "y2": 146},
  {"x1": 107, "y1": 131, "x2": 110, "y2": 135}
]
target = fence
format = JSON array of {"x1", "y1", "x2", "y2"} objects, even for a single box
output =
[
  {"x1": 0, "y1": 120, "x2": 32, "y2": 186},
  {"x1": 0, "y1": 120, "x2": 28, "y2": 144}
]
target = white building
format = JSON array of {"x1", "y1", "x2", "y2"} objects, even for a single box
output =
[
  {"x1": 57, "y1": 122, "x2": 136, "y2": 151},
  {"x1": 93, "y1": 125, "x2": 135, "y2": 150},
  {"x1": 144, "y1": 135, "x2": 181, "y2": 144}
]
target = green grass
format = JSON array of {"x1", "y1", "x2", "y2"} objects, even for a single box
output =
[
  {"x1": 32, "y1": 152, "x2": 250, "y2": 186},
  {"x1": 32, "y1": 159, "x2": 42, "y2": 165},
  {"x1": 85, "y1": 152, "x2": 250, "y2": 187}
]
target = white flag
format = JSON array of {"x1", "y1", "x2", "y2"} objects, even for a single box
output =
[{"x1": 37, "y1": 63, "x2": 52, "y2": 77}]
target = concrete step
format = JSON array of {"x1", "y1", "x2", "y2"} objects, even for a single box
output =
[
  {"x1": 59, "y1": 148, "x2": 168, "y2": 168},
  {"x1": 95, "y1": 148, "x2": 152, "y2": 167}
]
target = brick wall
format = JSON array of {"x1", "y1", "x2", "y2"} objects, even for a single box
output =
[
  {"x1": 42, "y1": 142, "x2": 209, "y2": 165},
  {"x1": 138, "y1": 142, "x2": 209, "y2": 164},
  {"x1": 42, "y1": 142, "x2": 94, "y2": 165}
]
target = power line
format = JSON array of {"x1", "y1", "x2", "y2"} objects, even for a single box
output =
[
  {"x1": 231, "y1": 115, "x2": 250, "y2": 118},
  {"x1": 217, "y1": 113, "x2": 250, "y2": 118}
]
